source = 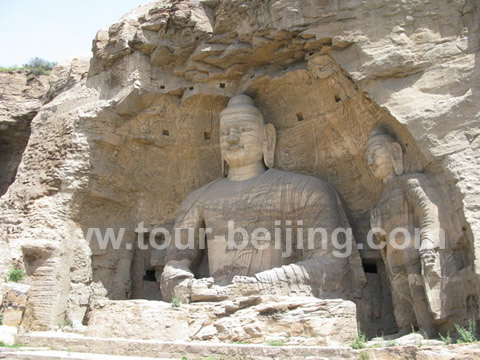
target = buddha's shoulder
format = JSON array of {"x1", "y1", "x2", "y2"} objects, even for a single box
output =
[
  {"x1": 184, "y1": 169, "x2": 334, "y2": 202},
  {"x1": 395, "y1": 172, "x2": 434, "y2": 189},
  {"x1": 183, "y1": 177, "x2": 225, "y2": 200},
  {"x1": 265, "y1": 168, "x2": 333, "y2": 191}
]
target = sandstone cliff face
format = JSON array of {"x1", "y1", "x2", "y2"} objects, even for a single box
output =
[
  {"x1": 0, "y1": 71, "x2": 48, "y2": 196},
  {"x1": 0, "y1": 0, "x2": 478, "y2": 335},
  {"x1": 0, "y1": 59, "x2": 91, "y2": 329},
  {"x1": 0, "y1": 70, "x2": 51, "y2": 293}
]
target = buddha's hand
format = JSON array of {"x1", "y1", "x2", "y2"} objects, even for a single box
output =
[
  {"x1": 419, "y1": 242, "x2": 438, "y2": 270},
  {"x1": 230, "y1": 275, "x2": 262, "y2": 296},
  {"x1": 160, "y1": 259, "x2": 194, "y2": 302},
  {"x1": 189, "y1": 277, "x2": 228, "y2": 302},
  {"x1": 370, "y1": 207, "x2": 382, "y2": 230},
  {"x1": 232, "y1": 275, "x2": 258, "y2": 284}
]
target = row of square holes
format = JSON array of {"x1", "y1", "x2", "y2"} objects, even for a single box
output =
[
  {"x1": 295, "y1": 95, "x2": 341, "y2": 122},
  {"x1": 159, "y1": 83, "x2": 226, "y2": 91},
  {"x1": 160, "y1": 96, "x2": 340, "y2": 135},
  {"x1": 163, "y1": 129, "x2": 211, "y2": 140},
  {"x1": 189, "y1": 83, "x2": 226, "y2": 90},
  {"x1": 162, "y1": 110, "x2": 326, "y2": 136},
  {"x1": 161, "y1": 85, "x2": 340, "y2": 101},
  {"x1": 159, "y1": 83, "x2": 223, "y2": 139},
  {"x1": 162, "y1": 115, "x2": 307, "y2": 137}
]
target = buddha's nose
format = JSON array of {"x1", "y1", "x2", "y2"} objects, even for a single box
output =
[{"x1": 227, "y1": 134, "x2": 239, "y2": 145}]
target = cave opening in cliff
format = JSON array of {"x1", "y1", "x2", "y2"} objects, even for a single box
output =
[{"x1": 0, "y1": 118, "x2": 32, "y2": 196}]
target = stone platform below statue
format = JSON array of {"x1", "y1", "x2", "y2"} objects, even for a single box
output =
[
  {"x1": 85, "y1": 296, "x2": 357, "y2": 346},
  {"x1": 13, "y1": 332, "x2": 480, "y2": 360}
]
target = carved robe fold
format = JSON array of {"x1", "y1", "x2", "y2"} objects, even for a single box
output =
[
  {"x1": 371, "y1": 173, "x2": 475, "y2": 325},
  {"x1": 164, "y1": 168, "x2": 366, "y2": 298}
]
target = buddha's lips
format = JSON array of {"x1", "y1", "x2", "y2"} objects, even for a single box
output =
[{"x1": 226, "y1": 146, "x2": 243, "y2": 152}]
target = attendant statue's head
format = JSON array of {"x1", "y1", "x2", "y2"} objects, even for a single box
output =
[
  {"x1": 366, "y1": 127, "x2": 403, "y2": 183},
  {"x1": 219, "y1": 95, "x2": 276, "y2": 180}
]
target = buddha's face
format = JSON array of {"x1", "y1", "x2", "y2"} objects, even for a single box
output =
[
  {"x1": 220, "y1": 113, "x2": 264, "y2": 168},
  {"x1": 366, "y1": 137, "x2": 396, "y2": 181}
]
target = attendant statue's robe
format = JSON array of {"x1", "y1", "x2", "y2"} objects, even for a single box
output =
[{"x1": 371, "y1": 173, "x2": 475, "y2": 329}]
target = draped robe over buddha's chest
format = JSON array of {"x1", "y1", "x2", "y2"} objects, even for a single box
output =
[{"x1": 166, "y1": 168, "x2": 365, "y2": 292}]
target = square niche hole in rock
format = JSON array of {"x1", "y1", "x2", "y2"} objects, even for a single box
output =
[
  {"x1": 143, "y1": 270, "x2": 157, "y2": 282},
  {"x1": 362, "y1": 262, "x2": 378, "y2": 274}
]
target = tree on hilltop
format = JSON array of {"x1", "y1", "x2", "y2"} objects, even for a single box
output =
[{"x1": 23, "y1": 57, "x2": 57, "y2": 75}]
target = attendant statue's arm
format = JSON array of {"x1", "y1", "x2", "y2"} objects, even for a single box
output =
[
  {"x1": 403, "y1": 175, "x2": 442, "y2": 268},
  {"x1": 160, "y1": 191, "x2": 205, "y2": 301}
]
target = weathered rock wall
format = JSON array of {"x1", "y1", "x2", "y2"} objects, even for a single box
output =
[
  {"x1": 0, "y1": 71, "x2": 49, "y2": 197},
  {"x1": 0, "y1": 59, "x2": 92, "y2": 329},
  {"x1": 0, "y1": 71, "x2": 49, "y2": 285},
  {"x1": 0, "y1": 0, "x2": 478, "y2": 336}
]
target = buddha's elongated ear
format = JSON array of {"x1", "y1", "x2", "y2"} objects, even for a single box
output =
[
  {"x1": 263, "y1": 123, "x2": 276, "y2": 168},
  {"x1": 390, "y1": 142, "x2": 403, "y2": 175}
]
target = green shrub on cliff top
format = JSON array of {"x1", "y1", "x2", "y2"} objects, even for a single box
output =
[{"x1": 23, "y1": 57, "x2": 56, "y2": 75}]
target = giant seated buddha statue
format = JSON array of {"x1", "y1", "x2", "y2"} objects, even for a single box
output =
[{"x1": 160, "y1": 95, "x2": 366, "y2": 302}]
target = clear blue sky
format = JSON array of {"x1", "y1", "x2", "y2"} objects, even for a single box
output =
[{"x1": 0, "y1": 0, "x2": 155, "y2": 67}]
